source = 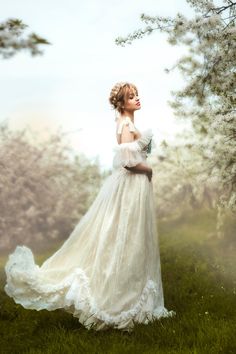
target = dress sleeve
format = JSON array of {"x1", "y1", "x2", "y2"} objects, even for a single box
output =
[
  {"x1": 112, "y1": 142, "x2": 143, "y2": 169},
  {"x1": 136, "y1": 129, "x2": 153, "y2": 150}
]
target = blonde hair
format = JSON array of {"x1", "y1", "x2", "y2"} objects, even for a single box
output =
[{"x1": 109, "y1": 82, "x2": 138, "y2": 114}]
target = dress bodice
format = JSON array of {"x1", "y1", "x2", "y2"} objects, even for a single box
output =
[{"x1": 112, "y1": 126, "x2": 154, "y2": 170}]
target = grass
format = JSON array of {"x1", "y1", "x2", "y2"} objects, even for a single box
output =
[{"x1": 0, "y1": 208, "x2": 235, "y2": 354}]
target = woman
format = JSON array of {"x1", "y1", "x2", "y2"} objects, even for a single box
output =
[{"x1": 4, "y1": 82, "x2": 176, "y2": 331}]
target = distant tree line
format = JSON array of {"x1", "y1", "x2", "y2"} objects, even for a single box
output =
[{"x1": 0, "y1": 122, "x2": 104, "y2": 253}]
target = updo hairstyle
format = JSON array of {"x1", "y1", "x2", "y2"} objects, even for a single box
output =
[{"x1": 109, "y1": 82, "x2": 138, "y2": 114}]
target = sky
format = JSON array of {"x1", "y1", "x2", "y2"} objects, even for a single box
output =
[{"x1": 0, "y1": 0, "x2": 193, "y2": 171}]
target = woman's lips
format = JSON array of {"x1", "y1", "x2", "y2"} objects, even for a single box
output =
[{"x1": 136, "y1": 102, "x2": 141, "y2": 106}]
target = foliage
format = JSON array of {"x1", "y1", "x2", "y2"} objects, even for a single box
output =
[
  {"x1": 0, "y1": 122, "x2": 103, "y2": 253},
  {"x1": 0, "y1": 18, "x2": 50, "y2": 59},
  {"x1": 115, "y1": 0, "x2": 236, "y2": 219}
]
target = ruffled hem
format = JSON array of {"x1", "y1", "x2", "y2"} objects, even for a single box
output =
[{"x1": 4, "y1": 245, "x2": 176, "y2": 331}]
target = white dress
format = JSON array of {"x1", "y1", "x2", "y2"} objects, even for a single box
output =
[{"x1": 4, "y1": 117, "x2": 176, "y2": 331}]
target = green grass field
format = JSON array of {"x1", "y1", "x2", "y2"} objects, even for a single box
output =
[{"x1": 0, "y1": 209, "x2": 235, "y2": 354}]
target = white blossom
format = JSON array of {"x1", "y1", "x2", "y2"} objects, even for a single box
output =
[{"x1": 116, "y1": 0, "x2": 236, "y2": 232}]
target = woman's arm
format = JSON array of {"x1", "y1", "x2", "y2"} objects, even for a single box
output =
[
  {"x1": 117, "y1": 123, "x2": 153, "y2": 181},
  {"x1": 125, "y1": 163, "x2": 153, "y2": 181}
]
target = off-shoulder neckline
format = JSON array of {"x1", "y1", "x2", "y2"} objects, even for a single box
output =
[
  {"x1": 117, "y1": 138, "x2": 140, "y2": 146},
  {"x1": 117, "y1": 132, "x2": 142, "y2": 145},
  {"x1": 117, "y1": 128, "x2": 153, "y2": 146}
]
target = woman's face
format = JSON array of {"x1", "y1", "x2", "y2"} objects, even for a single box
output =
[{"x1": 123, "y1": 88, "x2": 141, "y2": 113}]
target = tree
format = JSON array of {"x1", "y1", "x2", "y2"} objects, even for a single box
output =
[
  {"x1": 150, "y1": 137, "x2": 221, "y2": 220},
  {"x1": 0, "y1": 121, "x2": 103, "y2": 253},
  {"x1": 115, "y1": 0, "x2": 236, "y2": 236},
  {"x1": 0, "y1": 18, "x2": 50, "y2": 59}
]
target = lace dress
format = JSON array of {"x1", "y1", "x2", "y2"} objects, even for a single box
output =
[{"x1": 4, "y1": 117, "x2": 176, "y2": 331}]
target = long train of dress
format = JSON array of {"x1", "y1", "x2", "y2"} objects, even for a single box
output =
[{"x1": 4, "y1": 128, "x2": 176, "y2": 331}]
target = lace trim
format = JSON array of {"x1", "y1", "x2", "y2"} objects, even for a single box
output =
[
  {"x1": 4, "y1": 245, "x2": 176, "y2": 330},
  {"x1": 112, "y1": 129, "x2": 154, "y2": 169}
]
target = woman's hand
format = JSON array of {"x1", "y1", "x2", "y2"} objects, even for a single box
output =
[{"x1": 146, "y1": 169, "x2": 153, "y2": 182}]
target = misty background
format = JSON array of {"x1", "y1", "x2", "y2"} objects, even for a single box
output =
[{"x1": 0, "y1": 0, "x2": 192, "y2": 170}]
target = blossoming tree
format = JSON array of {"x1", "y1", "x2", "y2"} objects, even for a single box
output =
[
  {"x1": 0, "y1": 122, "x2": 103, "y2": 253},
  {"x1": 116, "y1": 0, "x2": 236, "y2": 236}
]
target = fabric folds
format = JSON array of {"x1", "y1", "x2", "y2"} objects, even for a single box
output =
[{"x1": 4, "y1": 126, "x2": 176, "y2": 331}]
